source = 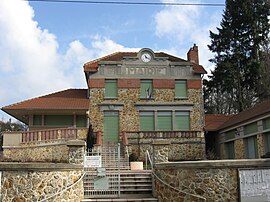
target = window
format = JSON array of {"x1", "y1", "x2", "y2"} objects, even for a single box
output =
[
  {"x1": 225, "y1": 130, "x2": 235, "y2": 140},
  {"x1": 157, "y1": 111, "x2": 172, "y2": 131},
  {"x1": 76, "y1": 115, "x2": 87, "y2": 127},
  {"x1": 175, "y1": 80, "x2": 187, "y2": 98},
  {"x1": 139, "y1": 111, "x2": 190, "y2": 131},
  {"x1": 44, "y1": 115, "x2": 73, "y2": 126},
  {"x1": 225, "y1": 141, "x2": 235, "y2": 159},
  {"x1": 264, "y1": 117, "x2": 270, "y2": 130},
  {"x1": 105, "y1": 79, "x2": 118, "y2": 98},
  {"x1": 264, "y1": 132, "x2": 270, "y2": 153},
  {"x1": 244, "y1": 122, "x2": 258, "y2": 135},
  {"x1": 175, "y1": 112, "x2": 190, "y2": 130},
  {"x1": 140, "y1": 80, "x2": 153, "y2": 98},
  {"x1": 245, "y1": 136, "x2": 258, "y2": 159},
  {"x1": 140, "y1": 112, "x2": 154, "y2": 131},
  {"x1": 33, "y1": 115, "x2": 42, "y2": 126}
]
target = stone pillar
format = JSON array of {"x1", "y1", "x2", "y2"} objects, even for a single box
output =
[
  {"x1": 66, "y1": 140, "x2": 86, "y2": 165},
  {"x1": 152, "y1": 140, "x2": 171, "y2": 164}
]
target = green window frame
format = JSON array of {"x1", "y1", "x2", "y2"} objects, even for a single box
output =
[
  {"x1": 157, "y1": 111, "x2": 172, "y2": 131},
  {"x1": 175, "y1": 112, "x2": 190, "y2": 130},
  {"x1": 33, "y1": 115, "x2": 42, "y2": 126},
  {"x1": 140, "y1": 80, "x2": 153, "y2": 98},
  {"x1": 225, "y1": 141, "x2": 235, "y2": 159},
  {"x1": 244, "y1": 122, "x2": 258, "y2": 135},
  {"x1": 264, "y1": 117, "x2": 270, "y2": 130},
  {"x1": 225, "y1": 130, "x2": 235, "y2": 140},
  {"x1": 245, "y1": 136, "x2": 258, "y2": 159},
  {"x1": 104, "y1": 111, "x2": 119, "y2": 142},
  {"x1": 105, "y1": 79, "x2": 118, "y2": 98},
  {"x1": 140, "y1": 111, "x2": 154, "y2": 131},
  {"x1": 175, "y1": 80, "x2": 187, "y2": 98}
]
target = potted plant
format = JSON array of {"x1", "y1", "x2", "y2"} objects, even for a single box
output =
[{"x1": 129, "y1": 153, "x2": 143, "y2": 170}]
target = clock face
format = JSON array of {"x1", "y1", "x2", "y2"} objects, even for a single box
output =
[{"x1": 141, "y1": 53, "x2": 152, "y2": 63}]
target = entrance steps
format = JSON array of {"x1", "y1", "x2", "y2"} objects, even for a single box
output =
[{"x1": 83, "y1": 144, "x2": 158, "y2": 202}]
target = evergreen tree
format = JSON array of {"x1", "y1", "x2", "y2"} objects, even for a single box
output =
[{"x1": 205, "y1": 0, "x2": 270, "y2": 114}]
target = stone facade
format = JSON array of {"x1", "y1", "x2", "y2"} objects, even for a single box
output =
[
  {"x1": 3, "y1": 141, "x2": 69, "y2": 163},
  {"x1": 234, "y1": 139, "x2": 245, "y2": 159},
  {"x1": 1, "y1": 164, "x2": 83, "y2": 202},
  {"x1": 257, "y1": 133, "x2": 264, "y2": 157}
]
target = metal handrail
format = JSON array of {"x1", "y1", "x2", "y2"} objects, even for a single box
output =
[{"x1": 145, "y1": 150, "x2": 206, "y2": 201}]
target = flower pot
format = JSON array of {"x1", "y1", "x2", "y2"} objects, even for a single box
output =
[{"x1": 130, "y1": 161, "x2": 143, "y2": 170}]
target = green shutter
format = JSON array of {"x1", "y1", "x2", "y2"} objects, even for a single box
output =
[
  {"x1": 244, "y1": 122, "x2": 258, "y2": 135},
  {"x1": 104, "y1": 112, "x2": 119, "y2": 142},
  {"x1": 140, "y1": 112, "x2": 154, "y2": 131},
  {"x1": 157, "y1": 111, "x2": 172, "y2": 131},
  {"x1": 44, "y1": 115, "x2": 73, "y2": 126},
  {"x1": 175, "y1": 112, "x2": 190, "y2": 130},
  {"x1": 76, "y1": 115, "x2": 86, "y2": 127},
  {"x1": 140, "y1": 80, "x2": 153, "y2": 98},
  {"x1": 264, "y1": 117, "x2": 270, "y2": 129},
  {"x1": 105, "y1": 80, "x2": 117, "y2": 98},
  {"x1": 33, "y1": 115, "x2": 42, "y2": 126},
  {"x1": 226, "y1": 142, "x2": 235, "y2": 159},
  {"x1": 225, "y1": 130, "x2": 235, "y2": 140},
  {"x1": 175, "y1": 80, "x2": 187, "y2": 98}
]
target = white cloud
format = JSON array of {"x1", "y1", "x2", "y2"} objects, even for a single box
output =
[
  {"x1": 154, "y1": 0, "x2": 223, "y2": 73},
  {"x1": 0, "y1": 0, "x2": 138, "y2": 121}
]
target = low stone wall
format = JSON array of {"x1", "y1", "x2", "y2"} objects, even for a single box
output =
[
  {"x1": 3, "y1": 139, "x2": 86, "y2": 163},
  {"x1": 3, "y1": 141, "x2": 69, "y2": 163},
  {"x1": 128, "y1": 137, "x2": 205, "y2": 161},
  {"x1": 0, "y1": 163, "x2": 84, "y2": 202},
  {"x1": 154, "y1": 159, "x2": 270, "y2": 202}
]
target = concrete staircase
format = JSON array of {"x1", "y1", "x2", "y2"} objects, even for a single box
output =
[{"x1": 82, "y1": 144, "x2": 158, "y2": 202}]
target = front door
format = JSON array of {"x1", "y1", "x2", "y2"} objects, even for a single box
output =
[{"x1": 104, "y1": 111, "x2": 119, "y2": 143}]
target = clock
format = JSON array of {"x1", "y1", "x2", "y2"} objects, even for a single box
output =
[{"x1": 141, "y1": 52, "x2": 152, "y2": 63}]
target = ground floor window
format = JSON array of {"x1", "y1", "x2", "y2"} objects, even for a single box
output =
[
  {"x1": 245, "y1": 136, "x2": 258, "y2": 159},
  {"x1": 139, "y1": 111, "x2": 190, "y2": 131},
  {"x1": 225, "y1": 141, "x2": 235, "y2": 159}
]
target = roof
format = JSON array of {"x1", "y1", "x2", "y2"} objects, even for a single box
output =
[
  {"x1": 2, "y1": 89, "x2": 89, "y2": 110},
  {"x1": 83, "y1": 51, "x2": 206, "y2": 74},
  {"x1": 218, "y1": 100, "x2": 270, "y2": 130},
  {"x1": 205, "y1": 114, "x2": 235, "y2": 131}
]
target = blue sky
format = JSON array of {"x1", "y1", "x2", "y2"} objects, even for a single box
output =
[{"x1": 0, "y1": 0, "x2": 225, "y2": 121}]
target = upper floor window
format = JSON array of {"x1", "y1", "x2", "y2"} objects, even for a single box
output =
[
  {"x1": 244, "y1": 122, "x2": 258, "y2": 135},
  {"x1": 157, "y1": 111, "x2": 172, "y2": 131},
  {"x1": 264, "y1": 132, "x2": 270, "y2": 153},
  {"x1": 140, "y1": 80, "x2": 153, "y2": 99},
  {"x1": 105, "y1": 79, "x2": 118, "y2": 98},
  {"x1": 264, "y1": 117, "x2": 270, "y2": 130},
  {"x1": 139, "y1": 111, "x2": 155, "y2": 131},
  {"x1": 175, "y1": 111, "x2": 190, "y2": 130},
  {"x1": 225, "y1": 130, "x2": 236, "y2": 140},
  {"x1": 175, "y1": 80, "x2": 187, "y2": 98}
]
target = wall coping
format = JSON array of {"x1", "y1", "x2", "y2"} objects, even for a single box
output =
[
  {"x1": 0, "y1": 162, "x2": 83, "y2": 171},
  {"x1": 155, "y1": 159, "x2": 270, "y2": 169}
]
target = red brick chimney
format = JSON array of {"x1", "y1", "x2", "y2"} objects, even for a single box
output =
[{"x1": 187, "y1": 44, "x2": 199, "y2": 64}]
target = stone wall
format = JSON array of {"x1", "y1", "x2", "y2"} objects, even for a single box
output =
[
  {"x1": 234, "y1": 139, "x2": 245, "y2": 159},
  {"x1": 0, "y1": 163, "x2": 83, "y2": 202},
  {"x1": 3, "y1": 140, "x2": 69, "y2": 163},
  {"x1": 128, "y1": 137, "x2": 205, "y2": 161},
  {"x1": 154, "y1": 159, "x2": 270, "y2": 202},
  {"x1": 257, "y1": 133, "x2": 264, "y2": 157}
]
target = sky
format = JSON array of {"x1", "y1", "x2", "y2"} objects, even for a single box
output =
[{"x1": 0, "y1": 0, "x2": 225, "y2": 121}]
